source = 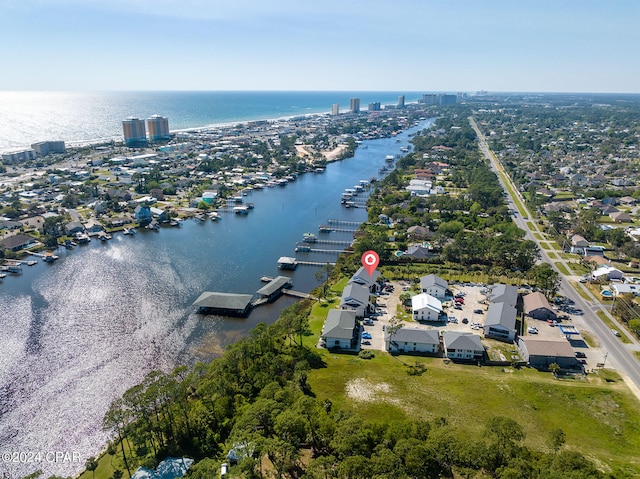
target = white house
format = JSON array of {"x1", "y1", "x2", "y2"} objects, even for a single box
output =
[
  {"x1": 321, "y1": 309, "x2": 357, "y2": 350},
  {"x1": 386, "y1": 328, "x2": 440, "y2": 355},
  {"x1": 591, "y1": 265, "x2": 624, "y2": 281},
  {"x1": 411, "y1": 293, "x2": 443, "y2": 322},
  {"x1": 442, "y1": 332, "x2": 484, "y2": 360},
  {"x1": 611, "y1": 283, "x2": 640, "y2": 297},
  {"x1": 340, "y1": 283, "x2": 372, "y2": 318},
  {"x1": 419, "y1": 274, "x2": 448, "y2": 299}
]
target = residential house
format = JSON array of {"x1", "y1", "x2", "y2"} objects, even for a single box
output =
[
  {"x1": 611, "y1": 283, "x2": 640, "y2": 297},
  {"x1": 64, "y1": 221, "x2": 84, "y2": 236},
  {"x1": 419, "y1": 274, "x2": 448, "y2": 299},
  {"x1": 150, "y1": 207, "x2": 170, "y2": 222},
  {"x1": 0, "y1": 234, "x2": 38, "y2": 252},
  {"x1": 340, "y1": 283, "x2": 372, "y2": 318},
  {"x1": 403, "y1": 244, "x2": 431, "y2": 260},
  {"x1": 406, "y1": 225, "x2": 431, "y2": 240},
  {"x1": 569, "y1": 234, "x2": 589, "y2": 254},
  {"x1": 619, "y1": 196, "x2": 637, "y2": 206},
  {"x1": 411, "y1": 293, "x2": 443, "y2": 322},
  {"x1": 321, "y1": 309, "x2": 358, "y2": 350},
  {"x1": 484, "y1": 302, "x2": 518, "y2": 342},
  {"x1": 84, "y1": 219, "x2": 104, "y2": 234},
  {"x1": 349, "y1": 266, "x2": 381, "y2": 293},
  {"x1": 442, "y1": 332, "x2": 484, "y2": 361},
  {"x1": 517, "y1": 337, "x2": 579, "y2": 370},
  {"x1": 610, "y1": 212, "x2": 632, "y2": 223},
  {"x1": 0, "y1": 220, "x2": 22, "y2": 231},
  {"x1": 134, "y1": 205, "x2": 152, "y2": 225},
  {"x1": 591, "y1": 265, "x2": 624, "y2": 281},
  {"x1": 583, "y1": 246, "x2": 606, "y2": 258},
  {"x1": 522, "y1": 292, "x2": 557, "y2": 320},
  {"x1": 386, "y1": 328, "x2": 440, "y2": 355}
]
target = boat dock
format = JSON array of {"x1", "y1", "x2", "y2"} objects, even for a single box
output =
[
  {"x1": 313, "y1": 239, "x2": 352, "y2": 246},
  {"x1": 327, "y1": 219, "x2": 361, "y2": 226},
  {"x1": 295, "y1": 260, "x2": 336, "y2": 267}
]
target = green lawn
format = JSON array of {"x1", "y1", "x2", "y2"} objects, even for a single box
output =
[
  {"x1": 526, "y1": 221, "x2": 536, "y2": 231},
  {"x1": 570, "y1": 281, "x2": 595, "y2": 301},
  {"x1": 540, "y1": 242, "x2": 551, "y2": 250},
  {"x1": 554, "y1": 262, "x2": 570, "y2": 275},
  {"x1": 547, "y1": 252, "x2": 558, "y2": 259},
  {"x1": 533, "y1": 232, "x2": 543, "y2": 240},
  {"x1": 307, "y1": 351, "x2": 640, "y2": 474},
  {"x1": 596, "y1": 311, "x2": 632, "y2": 344}
]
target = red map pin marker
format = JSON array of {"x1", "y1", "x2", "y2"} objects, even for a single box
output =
[{"x1": 361, "y1": 250, "x2": 380, "y2": 276}]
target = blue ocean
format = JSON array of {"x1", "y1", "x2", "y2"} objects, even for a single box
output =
[{"x1": 0, "y1": 91, "x2": 422, "y2": 151}]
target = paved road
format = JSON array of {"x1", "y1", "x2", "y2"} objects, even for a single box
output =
[{"x1": 470, "y1": 116, "x2": 640, "y2": 398}]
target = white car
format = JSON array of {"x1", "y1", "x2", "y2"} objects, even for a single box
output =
[{"x1": 527, "y1": 326, "x2": 538, "y2": 334}]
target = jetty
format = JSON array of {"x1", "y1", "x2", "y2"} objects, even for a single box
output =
[
  {"x1": 256, "y1": 275, "x2": 292, "y2": 302},
  {"x1": 327, "y1": 219, "x2": 361, "y2": 226}
]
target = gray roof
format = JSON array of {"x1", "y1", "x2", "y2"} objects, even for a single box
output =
[
  {"x1": 193, "y1": 292, "x2": 253, "y2": 310},
  {"x1": 350, "y1": 266, "x2": 381, "y2": 287},
  {"x1": 322, "y1": 309, "x2": 357, "y2": 339},
  {"x1": 389, "y1": 328, "x2": 439, "y2": 345},
  {"x1": 488, "y1": 284, "x2": 518, "y2": 306},
  {"x1": 484, "y1": 302, "x2": 517, "y2": 331},
  {"x1": 420, "y1": 274, "x2": 448, "y2": 290},
  {"x1": 442, "y1": 331, "x2": 483, "y2": 352},
  {"x1": 0, "y1": 234, "x2": 36, "y2": 249},
  {"x1": 256, "y1": 276, "x2": 291, "y2": 297},
  {"x1": 340, "y1": 283, "x2": 371, "y2": 307}
]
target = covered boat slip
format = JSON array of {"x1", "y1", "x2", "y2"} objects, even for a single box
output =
[
  {"x1": 256, "y1": 275, "x2": 292, "y2": 302},
  {"x1": 193, "y1": 292, "x2": 254, "y2": 317}
]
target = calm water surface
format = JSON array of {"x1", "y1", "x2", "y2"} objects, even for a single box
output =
[{"x1": 0, "y1": 119, "x2": 433, "y2": 478}]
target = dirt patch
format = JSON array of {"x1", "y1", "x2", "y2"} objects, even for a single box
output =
[{"x1": 346, "y1": 378, "x2": 393, "y2": 402}]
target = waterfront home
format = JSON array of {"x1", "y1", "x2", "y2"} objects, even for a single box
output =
[
  {"x1": 84, "y1": 219, "x2": 104, "y2": 234},
  {"x1": 349, "y1": 266, "x2": 381, "y2": 293},
  {"x1": 442, "y1": 331, "x2": 484, "y2": 361},
  {"x1": 321, "y1": 309, "x2": 358, "y2": 350},
  {"x1": 134, "y1": 205, "x2": 152, "y2": 225},
  {"x1": 522, "y1": 291, "x2": 557, "y2": 320},
  {"x1": 517, "y1": 337, "x2": 579, "y2": 370},
  {"x1": 419, "y1": 274, "x2": 448, "y2": 299},
  {"x1": 411, "y1": 293, "x2": 443, "y2": 322},
  {"x1": 385, "y1": 328, "x2": 440, "y2": 355},
  {"x1": 483, "y1": 302, "x2": 517, "y2": 343},
  {"x1": 0, "y1": 234, "x2": 38, "y2": 252},
  {"x1": 64, "y1": 221, "x2": 84, "y2": 236},
  {"x1": 340, "y1": 283, "x2": 372, "y2": 318}
]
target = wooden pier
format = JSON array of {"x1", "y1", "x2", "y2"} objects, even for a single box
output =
[
  {"x1": 314, "y1": 239, "x2": 351, "y2": 246},
  {"x1": 327, "y1": 219, "x2": 361, "y2": 226},
  {"x1": 328, "y1": 227, "x2": 358, "y2": 233},
  {"x1": 282, "y1": 289, "x2": 318, "y2": 300},
  {"x1": 296, "y1": 260, "x2": 336, "y2": 267}
]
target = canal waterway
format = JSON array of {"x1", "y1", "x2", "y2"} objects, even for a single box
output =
[{"x1": 0, "y1": 119, "x2": 433, "y2": 478}]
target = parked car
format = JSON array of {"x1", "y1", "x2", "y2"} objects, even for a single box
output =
[
  {"x1": 462, "y1": 318, "x2": 468, "y2": 324},
  {"x1": 575, "y1": 351, "x2": 586, "y2": 358},
  {"x1": 362, "y1": 332, "x2": 372, "y2": 339},
  {"x1": 611, "y1": 329, "x2": 620, "y2": 337},
  {"x1": 363, "y1": 319, "x2": 374, "y2": 326},
  {"x1": 527, "y1": 326, "x2": 538, "y2": 334},
  {"x1": 361, "y1": 340, "x2": 371, "y2": 345},
  {"x1": 473, "y1": 309, "x2": 483, "y2": 314}
]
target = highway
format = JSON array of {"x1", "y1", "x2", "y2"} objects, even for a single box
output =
[{"x1": 469, "y1": 116, "x2": 640, "y2": 398}]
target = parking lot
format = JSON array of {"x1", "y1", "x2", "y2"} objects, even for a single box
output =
[{"x1": 359, "y1": 281, "x2": 595, "y2": 365}]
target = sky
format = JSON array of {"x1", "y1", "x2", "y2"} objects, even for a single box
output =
[{"x1": 0, "y1": 0, "x2": 638, "y2": 93}]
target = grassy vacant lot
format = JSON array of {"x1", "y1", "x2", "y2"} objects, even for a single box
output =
[{"x1": 307, "y1": 302, "x2": 640, "y2": 475}]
